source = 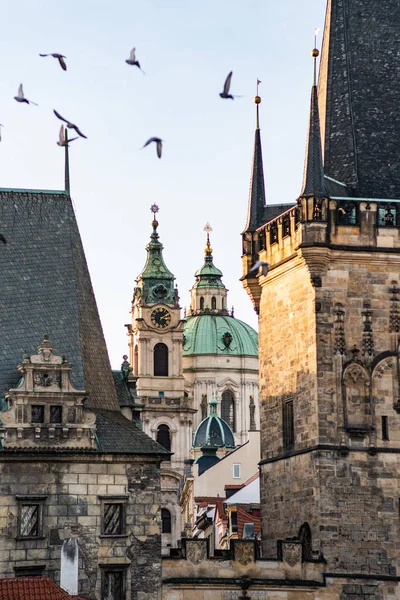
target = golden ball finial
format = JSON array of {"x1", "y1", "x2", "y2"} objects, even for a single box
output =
[
  {"x1": 312, "y1": 48, "x2": 319, "y2": 58},
  {"x1": 254, "y1": 96, "x2": 261, "y2": 104}
]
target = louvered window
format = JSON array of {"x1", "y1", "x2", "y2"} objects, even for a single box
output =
[
  {"x1": 17, "y1": 495, "x2": 46, "y2": 539},
  {"x1": 103, "y1": 504, "x2": 123, "y2": 535}
]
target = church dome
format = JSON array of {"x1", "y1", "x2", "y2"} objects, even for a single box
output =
[
  {"x1": 193, "y1": 398, "x2": 235, "y2": 449},
  {"x1": 183, "y1": 314, "x2": 258, "y2": 357}
]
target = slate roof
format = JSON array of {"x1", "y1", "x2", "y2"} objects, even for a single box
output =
[
  {"x1": 94, "y1": 410, "x2": 170, "y2": 455},
  {"x1": 243, "y1": 128, "x2": 266, "y2": 233},
  {"x1": 0, "y1": 190, "x2": 119, "y2": 412},
  {"x1": 300, "y1": 86, "x2": 327, "y2": 198},
  {"x1": 0, "y1": 576, "x2": 85, "y2": 600},
  {"x1": 318, "y1": 0, "x2": 400, "y2": 199},
  {"x1": 112, "y1": 371, "x2": 134, "y2": 408}
]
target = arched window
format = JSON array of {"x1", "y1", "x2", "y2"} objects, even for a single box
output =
[
  {"x1": 299, "y1": 523, "x2": 312, "y2": 562},
  {"x1": 161, "y1": 508, "x2": 172, "y2": 534},
  {"x1": 134, "y1": 345, "x2": 138, "y2": 376},
  {"x1": 156, "y1": 424, "x2": 171, "y2": 453},
  {"x1": 221, "y1": 390, "x2": 236, "y2": 432},
  {"x1": 200, "y1": 297, "x2": 204, "y2": 310},
  {"x1": 221, "y1": 297, "x2": 225, "y2": 310},
  {"x1": 154, "y1": 343, "x2": 168, "y2": 376},
  {"x1": 211, "y1": 297, "x2": 217, "y2": 310}
]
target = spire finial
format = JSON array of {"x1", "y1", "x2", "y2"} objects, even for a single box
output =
[
  {"x1": 64, "y1": 128, "x2": 70, "y2": 195},
  {"x1": 313, "y1": 28, "x2": 321, "y2": 87},
  {"x1": 254, "y1": 79, "x2": 262, "y2": 130},
  {"x1": 203, "y1": 222, "x2": 213, "y2": 254}
]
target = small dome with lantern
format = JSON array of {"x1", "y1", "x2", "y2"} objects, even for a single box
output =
[{"x1": 192, "y1": 397, "x2": 235, "y2": 449}]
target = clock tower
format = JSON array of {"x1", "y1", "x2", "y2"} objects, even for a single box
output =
[{"x1": 126, "y1": 205, "x2": 194, "y2": 549}]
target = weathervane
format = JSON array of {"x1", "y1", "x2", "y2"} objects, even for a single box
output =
[
  {"x1": 151, "y1": 203, "x2": 159, "y2": 215},
  {"x1": 203, "y1": 222, "x2": 212, "y2": 253},
  {"x1": 313, "y1": 28, "x2": 321, "y2": 86}
]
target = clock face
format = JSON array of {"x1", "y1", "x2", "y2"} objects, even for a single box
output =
[{"x1": 151, "y1": 307, "x2": 171, "y2": 329}]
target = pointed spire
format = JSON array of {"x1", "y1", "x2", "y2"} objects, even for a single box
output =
[
  {"x1": 64, "y1": 129, "x2": 70, "y2": 195},
  {"x1": 243, "y1": 81, "x2": 266, "y2": 233},
  {"x1": 299, "y1": 46, "x2": 327, "y2": 199}
]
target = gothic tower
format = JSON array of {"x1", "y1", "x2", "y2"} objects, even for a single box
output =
[
  {"x1": 127, "y1": 205, "x2": 195, "y2": 550},
  {"x1": 242, "y1": 3, "x2": 400, "y2": 596}
]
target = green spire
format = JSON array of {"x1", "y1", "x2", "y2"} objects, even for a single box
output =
[{"x1": 136, "y1": 205, "x2": 176, "y2": 305}]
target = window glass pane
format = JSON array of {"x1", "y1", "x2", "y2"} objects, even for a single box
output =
[
  {"x1": 50, "y1": 406, "x2": 62, "y2": 424},
  {"x1": 31, "y1": 406, "x2": 44, "y2": 423},
  {"x1": 233, "y1": 464, "x2": 240, "y2": 478}
]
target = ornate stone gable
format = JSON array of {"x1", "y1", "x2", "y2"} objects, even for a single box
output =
[{"x1": 0, "y1": 335, "x2": 96, "y2": 450}]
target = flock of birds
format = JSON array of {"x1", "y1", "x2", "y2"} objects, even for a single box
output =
[{"x1": 10, "y1": 50, "x2": 241, "y2": 159}]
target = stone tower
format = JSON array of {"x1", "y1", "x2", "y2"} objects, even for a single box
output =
[
  {"x1": 126, "y1": 205, "x2": 195, "y2": 550},
  {"x1": 242, "y1": 2, "x2": 400, "y2": 595}
]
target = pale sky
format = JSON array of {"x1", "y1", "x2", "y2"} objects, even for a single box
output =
[{"x1": 0, "y1": 0, "x2": 326, "y2": 368}]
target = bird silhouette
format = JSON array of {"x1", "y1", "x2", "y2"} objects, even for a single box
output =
[
  {"x1": 142, "y1": 137, "x2": 163, "y2": 159},
  {"x1": 57, "y1": 125, "x2": 78, "y2": 147},
  {"x1": 53, "y1": 110, "x2": 87, "y2": 138},
  {"x1": 126, "y1": 48, "x2": 145, "y2": 73},
  {"x1": 248, "y1": 261, "x2": 269, "y2": 277},
  {"x1": 39, "y1": 53, "x2": 67, "y2": 71},
  {"x1": 0, "y1": 234, "x2": 7, "y2": 244},
  {"x1": 14, "y1": 84, "x2": 38, "y2": 106},
  {"x1": 219, "y1": 71, "x2": 242, "y2": 99}
]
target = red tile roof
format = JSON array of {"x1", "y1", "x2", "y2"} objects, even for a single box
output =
[
  {"x1": 0, "y1": 577, "x2": 86, "y2": 600},
  {"x1": 243, "y1": 472, "x2": 259, "y2": 486},
  {"x1": 236, "y1": 506, "x2": 261, "y2": 539}
]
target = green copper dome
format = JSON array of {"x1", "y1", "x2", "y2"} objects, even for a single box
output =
[
  {"x1": 193, "y1": 398, "x2": 235, "y2": 449},
  {"x1": 183, "y1": 314, "x2": 258, "y2": 356}
]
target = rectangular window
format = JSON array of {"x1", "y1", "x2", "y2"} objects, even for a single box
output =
[
  {"x1": 16, "y1": 496, "x2": 46, "y2": 539},
  {"x1": 31, "y1": 405, "x2": 44, "y2": 424},
  {"x1": 282, "y1": 399, "x2": 294, "y2": 450},
  {"x1": 230, "y1": 511, "x2": 238, "y2": 533},
  {"x1": 101, "y1": 568, "x2": 126, "y2": 600},
  {"x1": 382, "y1": 416, "x2": 389, "y2": 441},
  {"x1": 232, "y1": 464, "x2": 241, "y2": 479},
  {"x1": 99, "y1": 496, "x2": 128, "y2": 537},
  {"x1": 50, "y1": 405, "x2": 62, "y2": 424}
]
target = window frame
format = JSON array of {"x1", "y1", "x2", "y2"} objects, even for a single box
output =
[
  {"x1": 282, "y1": 397, "x2": 295, "y2": 450},
  {"x1": 100, "y1": 565, "x2": 127, "y2": 600},
  {"x1": 16, "y1": 495, "x2": 47, "y2": 540},
  {"x1": 99, "y1": 495, "x2": 129, "y2": 538},
  {"x1": 161, "y1": 507, "x2": 172, "y2": 534}
]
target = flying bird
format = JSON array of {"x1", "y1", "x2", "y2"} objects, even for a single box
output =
[
  {"x1": 220, "y1": 71, "x2": 242, "y2": 99},
  {"x1": 0, "y1": 234, "x2": 7, "y2": 244},
  {"x1": 39, "y1": 53, "x2": 67, "y2": 71},
  {"x1": 53, "y1": 110, "x2": 87, "y2": 138},
  {"x1": 142, "y1": 137, "x2": 163, "y2": 158},
  {"x1": 248, "y1": 261, "x2": 269, "y2": 277},
  {"x1": 14, "y1": 84, "x2": 38, "y2": 106},
  {"x1": 57, "y1": 125, "x2": 78, "y2": 147},
  {"x1": 126, "y1": 48, "x2": 145, "y2": 73}
]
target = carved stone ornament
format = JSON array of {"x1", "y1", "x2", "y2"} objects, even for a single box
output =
[
  {"x1": 234, "y1": 541, "x2": 255, "y2": 565},
  {"x1": 186, "y1": 540, "x2": 207, "y2": 565},
  {"x1": 282, "y1": 542, "x2": 302, "y2": 567},
  {"x1": 222, "y1": 332, "x2": 233, "y2": 348}
]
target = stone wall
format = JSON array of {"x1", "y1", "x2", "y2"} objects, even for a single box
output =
[{"x1": 0, "y1": 454, "x2": 162, "y2": 600}]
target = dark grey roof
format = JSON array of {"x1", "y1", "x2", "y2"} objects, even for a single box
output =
[
  {"x1": 243, "y1": 128, "x2": 266, "y2": 233},
  {"x1": 324, "y1": 176, "x2": 350, "y2": 198},
  {"x1": 94, "y1": 410, "x2": 170, "y2": 455},
  {"x1": 0, "y1": 190, "x2": 119, "y2": 411},
  {"x1": 319, "y1": 0, "x2": 400, "y2": 199},
  {"x1": 300, "y1": 86, "x2": 327, "y2": 198},
  {"x1": 260, "y1": 204, "x2": 295, "y2": 226},
  {"x1": 112, "y1": 371, "x2": 133, "y2": 408}
]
